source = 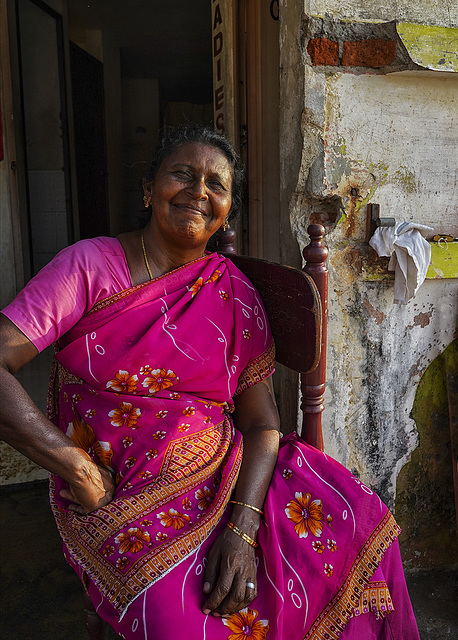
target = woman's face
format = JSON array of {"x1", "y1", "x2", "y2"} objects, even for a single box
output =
[{"x1": 145, "y1": 142, "x2": 233, "y2": 251}]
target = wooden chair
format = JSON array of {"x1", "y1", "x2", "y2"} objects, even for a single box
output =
[{"x1": 83, "y1": 223, "x2": 328, "y2": 639}]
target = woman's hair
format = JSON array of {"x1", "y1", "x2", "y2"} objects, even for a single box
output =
[{"x1": 141, "y1": 123, "x2": 245, "y2": 224}]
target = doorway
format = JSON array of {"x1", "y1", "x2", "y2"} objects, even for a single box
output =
[{"x1": 14, "y1": 0, "x2": 73, "y2": 278}]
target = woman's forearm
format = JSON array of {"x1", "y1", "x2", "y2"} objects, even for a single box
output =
[
  {"x1": 230, "y1": 424, "x2": 280, "y2": 536},
  {"x1": 229, "y1": 378, "x2": 281, "y2": 536},
  {"x1": 0, "y1": 365, "x2": 96, "y2": 484}
]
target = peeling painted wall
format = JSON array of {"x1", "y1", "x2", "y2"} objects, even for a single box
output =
[{"x1": 280, "y1": 2, "x2": 458, "y2": 567}]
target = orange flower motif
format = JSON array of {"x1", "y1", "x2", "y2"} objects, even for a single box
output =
[
  {"x1": 72, "y1": 393, "x2": 82, "y2": 403},
  {"x1": 115, "y1": 527, "x2": 151, "y2": 554},
  {"x1": 108, "y1": 402, "x2": 141, "y2": 429},
  {"x1": 283, "y1": 469, "x2": 293, "y2": 479},
  {"x1": 219, "y1": 290, "x2": 228, "y2": 301},
  {"x1": 123, "y1": 436, "x2": 134, "y2": 448},
  {"x1": 182, "y1": 497, "x2": 192, "y2": 510},
  {"x1": 140, "y1": 365, "x2": 152, "y2": 375},
  {"x1": 85, "y1": 409, "x2": 97, "y2": 418},
  {"x1": 93, "y1": 441, "x2": 114, "y2": 469},
  {"x1": 222, "y1": 607, "x2": 269, "y2": 640},
  {"x1": 142, "y1": 369, "x2": 179, "y2": 394},
  {"x1": 146, "y1": 449, "x2": 158, "y2": 459},
  {"x1": 66, "y1": 419, "x2": 113, "y2": 468},
  {"x1": 116, "y1": 557, "x2": 129, "y2": 570},
  {"x1": 122, "y1": 482, "x2": 132, "y2": 491},
  {"x1": 89, "y1": 389, "x2": 98, "y2": 396},
  {"x1": 195, "y1": 486, "x2": 215, "y2": 511},
  {"x1": 63, "y1": 392, "x2": 69, "y2": 403},
  {"x1": 170, "y1": 392, "x2": 181, "y2": 400},
  {"x1": 155, "y1": 410, "x2": 168, "y2": 419},
  {"x1": 139, "y1": 470, "x2": 152, "y2": 479},
  {"x1": 140, "y1": 519, "x2": 152, "y2": 527},
  {"x1": 189, "y1": 277, "x2": 204, "y2": 297},
  {"x1": 156, "y1": 532, "x2": 168, "y2": 541},
  {"x1": 312, "y1": 541, "x2": 325, "y2": 553},
  {"x1": 324, "y1": 563, "x2": 334, "y2": 577},
  {"x1": 182, "y1": 406, "x2": 196, "y2": 417},
  {"x1": 125, "y1": 456, "x2": 136, "y2": 468},
  {"x1": 152, "y1": 431, "x2": 166, "y2": 440},
  {"x1": 106, "y1": 370, "x2": 138, "y2": 394},
  {"x1": 178, "y1": 423, "x2": 190, "y2": 433},
  {"x1": 102, "y1": 545, "x2": 115, "y2": 557},
  {"x1": 243, "y1": 329, "x2": 251, "y2": 339},
  {"x1": 157, "y1": 508, "x2": 191, "y2": 530},
  {"x1": 327, "y1": 539, "x2": 337, "y2": 552},
  {"x1": 205, "y1": 269, "x2": 221, "y2": 284},
  {"x1": 285, "y1": 492, "x2": 324, "y2": 539},
  {"x1": 204, "y1": 416, "x2": 212, "y2": 424}
]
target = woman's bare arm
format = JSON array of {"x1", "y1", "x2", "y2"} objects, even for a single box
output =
[
  {"x1": 202, "y1": 378, "x2": 280, "y2": 616},
  {"x1": 0, "y1": 314, "x2": 115, "y2": 513}
]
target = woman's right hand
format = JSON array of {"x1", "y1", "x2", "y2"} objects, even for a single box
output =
[{"x1": 59, "y1": 463, "x2": 116, "y2": 515}]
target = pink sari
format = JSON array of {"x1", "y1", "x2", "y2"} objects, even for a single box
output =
[{"x1": 47, "y1": 253, "x2": 418, "y2": 639}]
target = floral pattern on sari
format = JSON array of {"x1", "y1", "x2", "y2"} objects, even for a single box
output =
[
  {"x1": 48, "y1": 254, "x2": 275, "y2": 615},
  {"x1": 66, "y1": 418, "x2": 113, "y2": 469},
  {"x1": 222, "y1": 607, "x2": 270, "y2": 640},
  {"x1": 285, "y1": 491, "x2": 324, "y2": 539}
]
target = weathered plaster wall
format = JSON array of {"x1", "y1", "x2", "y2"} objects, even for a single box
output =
[
  {"x1": 280, "y1": 2, "x2": 457, "y2": 566},
  {"x1": 396, "y1": 340, "x2": 458, "y2": 568},
  {"x1": 305, "y1": 0, "x2": 458, "y2": 28}
]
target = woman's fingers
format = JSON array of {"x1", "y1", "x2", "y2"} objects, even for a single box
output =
[
  {"x1": 202, "y1": 542, "x2": 221, "y2": 596},
  {"x1": 202, "y1": 559, "x2": 235, "y2": 614},
  {"x1": 60, "y1": 464, "x2": 116, "y2": 514},
  {"x1": 202, "y1": 528, "x2": 258, "y2": 616}
]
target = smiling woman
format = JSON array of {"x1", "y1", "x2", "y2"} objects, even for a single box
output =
[
  {"x1": 0, "y1": 124, "x2": 419, "y2": 640},
  {"x1": 118, "y1": 124, "x2": 245, "y2": 285},
  {"x1": 143, "y1": 142, "x2": 233, "y2": 254}
]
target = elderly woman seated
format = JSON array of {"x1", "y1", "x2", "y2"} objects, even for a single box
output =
[{"x1": 0, "y1": 124, "x2": 419, "y2": 639}]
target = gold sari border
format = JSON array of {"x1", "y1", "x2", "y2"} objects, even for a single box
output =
[
  {"x1": 305, "y1": 510, "x2": 401, "y2": 639},
  {"x1": 235, "y1": 339, "x2": 276, "y2": 395}
]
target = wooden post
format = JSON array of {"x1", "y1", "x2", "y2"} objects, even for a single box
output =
[{"x1": 300, "y1": 224, "x2": 328, "y2": 450}]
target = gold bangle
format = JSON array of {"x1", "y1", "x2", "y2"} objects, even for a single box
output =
[
  {"x1": 229, "y1": 500, "x2": 263, "y2": 515},
  {"x1": 226, "y1": 521, "x2": 258, "y2": 547}
]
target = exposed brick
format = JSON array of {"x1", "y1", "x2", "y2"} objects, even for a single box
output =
[
  {"x1": 307, "y1": 37, "x2": 339, "y2": 66},
  {"x1": 341, "y1": 39, "x2": 396, "y2": 67}
]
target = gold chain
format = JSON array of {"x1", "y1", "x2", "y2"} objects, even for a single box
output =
[{"x1": 141, "y1": 230, "x2": 153, "y2": 280}]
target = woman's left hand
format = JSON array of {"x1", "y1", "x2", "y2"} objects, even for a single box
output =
[{"x1": 202, "y1": 526, "x2": 258, "y2": 617}]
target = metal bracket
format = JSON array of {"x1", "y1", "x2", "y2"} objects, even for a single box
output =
[{"x1": 366, "y1": 203, "x2": 395, "y2": 242}]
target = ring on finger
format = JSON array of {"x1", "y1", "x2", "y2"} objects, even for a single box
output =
[{"x1": 246, "y1": 582, "x2": 256, "y2": 590}]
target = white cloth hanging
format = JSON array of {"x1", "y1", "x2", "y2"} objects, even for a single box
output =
[{"x1": 369, "y1": 221, "x2": 433, "y2": 304}]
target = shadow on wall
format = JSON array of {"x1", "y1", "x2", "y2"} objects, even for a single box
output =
[{"x1": 396, "y1": 339, "x2": 457, "y2": 569}]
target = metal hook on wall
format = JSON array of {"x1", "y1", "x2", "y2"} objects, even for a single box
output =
[{"x1": 366, "y1": 203, "x2": 396, "y2": 242}]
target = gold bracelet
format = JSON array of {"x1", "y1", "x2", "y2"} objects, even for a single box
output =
[
  {"x1": 229, "y1": 500, "x2": 263, "y2": 515},
  {"x1": 226, "y1": 521, "x2": 258, "y2": 547}
]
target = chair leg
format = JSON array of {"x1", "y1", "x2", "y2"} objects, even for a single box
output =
[{"x1": 82, "y1": 589, "x2": 108, "y2": 640}]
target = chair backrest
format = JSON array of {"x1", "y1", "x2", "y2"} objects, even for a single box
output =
[
  {"x1": 226, "y1": 254, "x2": 322, "y2": 374},
  {"x1": 219, "y1": 223, "x2": 328, "y2": 451}
]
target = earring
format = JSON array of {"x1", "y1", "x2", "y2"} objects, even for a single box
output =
[
  {"x1": 222, "y1": 219, "x2": 229, "y2": 231},
  {"x1": 143, "y1": 196, "x2": 150, "y2": 208}
]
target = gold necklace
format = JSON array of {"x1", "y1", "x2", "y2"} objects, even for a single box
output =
[{"x1": 140, "y1": 230, "x2": 153, "y2": 280}]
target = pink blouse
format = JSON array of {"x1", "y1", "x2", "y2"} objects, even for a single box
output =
[{"x1": 2, "y1": 237, "x2": 132, "y2": 352}]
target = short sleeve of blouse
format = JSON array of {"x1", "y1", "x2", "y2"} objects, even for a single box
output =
[
  {"x1": 233, "y1": 274, "x2": 276, "y2": 396},
  {"x1": 1, "y1": 237, "x2": 131, "y2": 352}
]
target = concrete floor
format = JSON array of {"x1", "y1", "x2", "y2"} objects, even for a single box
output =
[{"x1": 0, "y1": 481, "x2": 456, "y2": 640}]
